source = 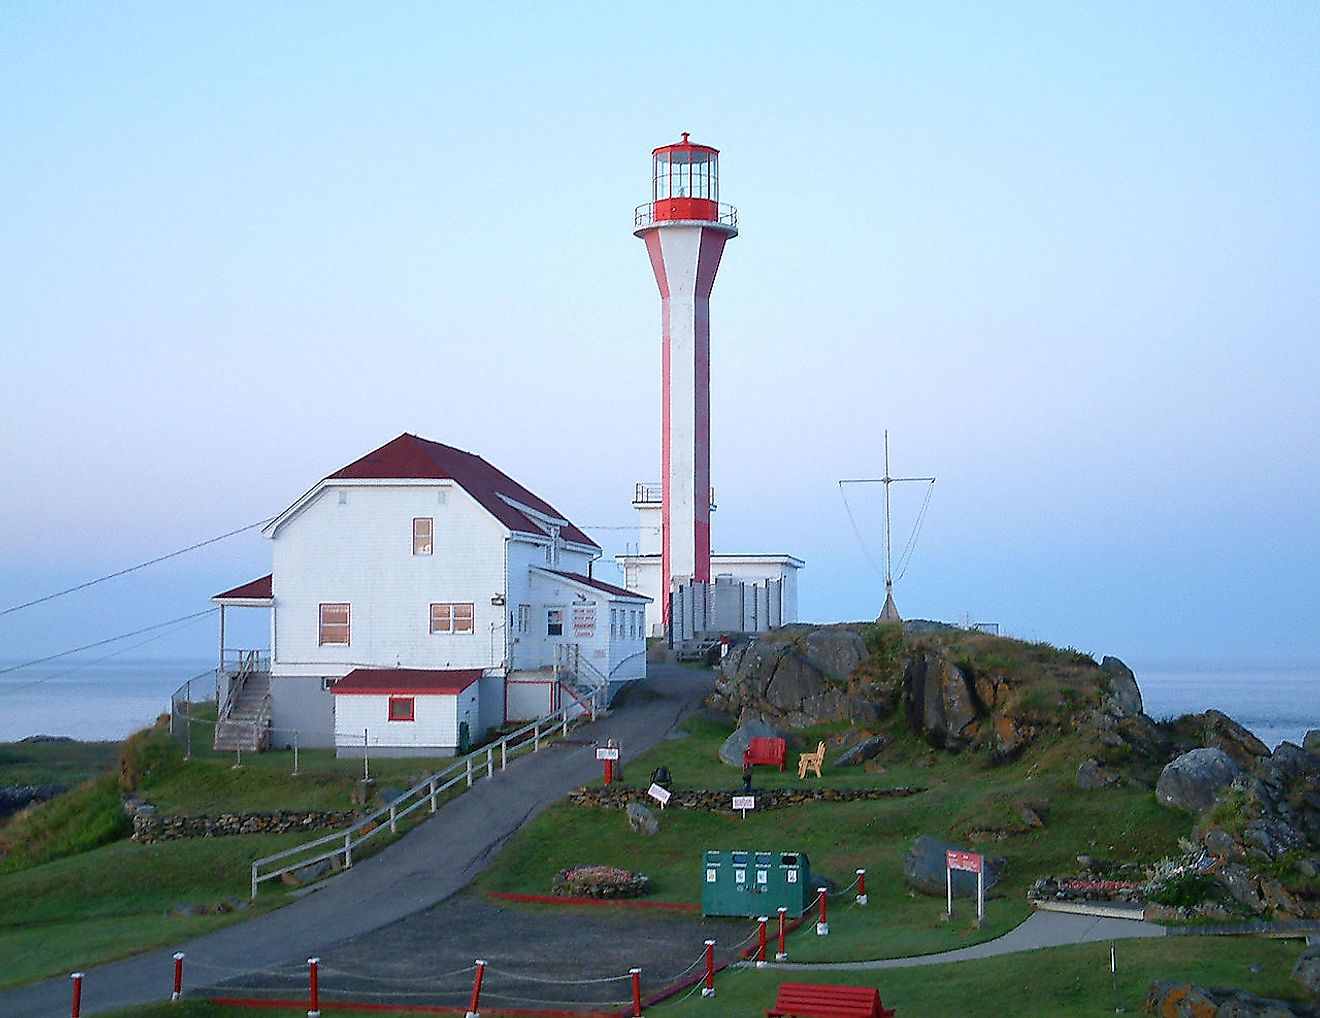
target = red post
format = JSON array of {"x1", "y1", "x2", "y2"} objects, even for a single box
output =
[
  {"x1": 604, "y1": 757, "x2": 614, "y2": 785},
  {"x1": 466, "y1": 959, "x2": 486, "y2": 1017},
  {"x1": 857, "y1": 868, "x2": 868, "y2": 905},
  {"x1": 630, "y1": 967, "x2": 642, "y2": 1017},
  {"x1": 307, "y1": 957, "x2": 321, "y2": 1018},
  {"x1": 815, "y1": 887, "x2": 829, "y2": 936},
  {"x1": 70, "y1": 972, "x2": 84, "y2": 1018},
  {"x1": 756, "y1": 916, "x2": 768, "y2": 965},
  {"x1": 701, "y1": 940, "x2": 715, "y2": 997},
  {"x1": 172, "y1": 952, "x2": 185, "y2": 1001},
  {"x1": 776, "y1": 906, "x2": 788, "y2": 961}
]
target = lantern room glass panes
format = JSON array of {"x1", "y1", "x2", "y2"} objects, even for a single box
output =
[{"x1": 652, "y1": 147, "x2": 718, "y2": 203}]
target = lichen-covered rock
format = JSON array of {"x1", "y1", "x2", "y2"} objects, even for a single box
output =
[
  {"x1": 905, "y1": 654, "x2": 981, "y2": 749},
  {"x1": 1099, "y1": 656, "x2": 1143, "y2": 716},
  {"x1": 835, "y1": 734, "x2": 888, "y2": 767},
  {"x1": 717, "y1": 719, "x2": 779, "y2": 768},
  {"x1": 902, "y1": 835, "x2": 1004, "y2": 898},
  {"x1": 1200, "y1": 710, "x2": 1273, "y2": 769},
  {"x1": 1157, "y1": 748, "x2": 1243, "y2": 814},
  {"x1": 1293, "y1": 943, "x2": 1320, "y2": 998},
  {"x1": 625, "y1": 801, "x2": 659, "y2": 836},
  {"x1": 1077, "y1": 757, "x2": 1122, "y2": 789}
]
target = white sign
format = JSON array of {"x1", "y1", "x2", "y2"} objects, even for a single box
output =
[
  {"x1": 595, "y1": 746, "x2": 620, "y2": 761},
  {"x1": 732, "y1": 794, "x2": 755, "y2": 817},
  {"x1": 647, "y1": 783, "x2": 671, "y2": 808},
  {"x1": 572, "y1": 605, "x2": 596, "y2": 637}
]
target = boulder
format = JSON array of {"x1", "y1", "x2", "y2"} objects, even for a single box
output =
[
  {"x1": 904, "y1": 654, "x2": 981, "y2": 749},
  {"x1": 799, "y1": 629, "x2": 867, "y2": 682},
  {"x1": 1293, "y1": 943, "x2": 1320, "y2": 998},
  {"x1": 1076, "y1": 758, "x2": 1121, "y2": 790},
  {"x1": 1156, "y1": 748, "x2": 1243, "y2": 814},
  {"x1": 1099, "y1": 656, "x2": 1143, "y2": 716},
  {"x1": 718, "y1": 719, "x2": 779, "y2": 768},
  {"x1": 1144, "y1": 981, "x2": 1220, "y2": 1017},
  {"x1": 836, "y1": 735, "x2": 887, "y2": 767},
  {"x1": 1201, "y1": 710, "x2": 1272, "y2": 768},
  {"x1": 1304, "y1": 730, "x2": 1320, "y2": 756},
  {"x1": 902, "y1": 835, "x2": 1004, "y2": 898},
  {"x1": 625, "y1": 802, "x2": 659, "y2": 837}
]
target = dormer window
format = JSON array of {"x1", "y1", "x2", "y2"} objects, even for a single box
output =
[{"x1": 413, "y1": 517, "x2": 433, "y2": 555}]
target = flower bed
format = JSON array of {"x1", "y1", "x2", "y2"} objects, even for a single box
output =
[{"x1": 552, "y1": 865, "x2": 650, "y2": 900}]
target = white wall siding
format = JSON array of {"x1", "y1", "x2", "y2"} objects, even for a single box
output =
[
  {"x1": 333, "y1": 685, "x2": 477, "y2": 754},
  {"x1": 271, "y1": 482, "x2": 507, "y2": 676}
]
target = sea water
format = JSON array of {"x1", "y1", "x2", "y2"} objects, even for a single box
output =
[
  {"x1": 1135, "y1": 665, "x2": 1318, "y2": 750},
  {"x1": 0, "y1": 657, "x2": 1315, "y2": 748},
  {"x1": 0, "y1": 658, "x2": 214, "y2": 743}
]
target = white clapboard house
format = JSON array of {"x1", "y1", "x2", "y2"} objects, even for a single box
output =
[{"x1": 212, "y1": 433, "x2": 649, "y2": 757}]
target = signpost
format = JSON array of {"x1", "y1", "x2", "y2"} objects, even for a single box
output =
[
  {"x1": 944, "y1": 849, "x2": 985, "y2": 924},
  {"x1": 595, "y1": 742, "x2": 620, "y2": 785},
  {"x1": 731, "y1": 794, "x2": 755, "y2": 819},
  {"x1": 647, "y1": 783, "x2": 671, "y2": 808}
]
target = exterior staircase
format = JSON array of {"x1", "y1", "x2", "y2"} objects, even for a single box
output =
[{"x1": 213, "y1": 663, "x2": 271, "y2": 753}]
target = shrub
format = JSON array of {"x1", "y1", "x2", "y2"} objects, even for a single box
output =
[{"x1": 1148, "y1": 871, "x2": 1216, "y2": 908}]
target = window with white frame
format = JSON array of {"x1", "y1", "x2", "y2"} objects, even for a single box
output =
[
  {"x1": 547, "y1": 608, "x2": 563, "y2": 636},
  {"x1": 413, "y1": 517, "x2": 433, "y2": 555},
  {"x1": 430, "y1": 602, "x2": 475, "y2": 634},
  {"x1": 319, "y1": 603, "x2": 350, "y2": 645}
]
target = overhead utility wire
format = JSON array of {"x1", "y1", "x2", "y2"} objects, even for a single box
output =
[
  {"x1": 0, "y1": 518, "x2": 272, "y2": 617},
  {"x1": 0, "y1": 608, "x2": 219, "y2": 676}
]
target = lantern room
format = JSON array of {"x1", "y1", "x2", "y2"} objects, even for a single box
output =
[{"x1": 636, "y1": 132, "x2": 737, "y2": 230}]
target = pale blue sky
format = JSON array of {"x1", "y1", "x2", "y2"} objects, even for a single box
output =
[{"x1": 2, "y1": 2, "x2": 1317, "y2": 673}]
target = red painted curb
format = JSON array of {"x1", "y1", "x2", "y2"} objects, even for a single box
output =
[{"x1": 486, "y1": 892, "x2": 700, "y2": 911}]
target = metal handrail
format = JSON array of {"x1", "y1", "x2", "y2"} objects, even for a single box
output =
[
  {"x1": 631, "y1": 482, "x2": 715, "y2": 507},
  {"x1": 633, "y1": 202, "x2": 738, "y2": 230},
  {"x1": 249, "y1": 692, "x2": 599, "y2": 898}
]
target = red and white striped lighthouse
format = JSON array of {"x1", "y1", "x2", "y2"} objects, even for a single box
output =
[{"x1": 634, "y1": 133, "x2": 737, "y2": 620}]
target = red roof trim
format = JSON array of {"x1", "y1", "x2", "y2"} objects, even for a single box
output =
[
  {"x1": 326, "y1": 434, "x2": 598, "y2": 549},
  {"x1": 212, "y1": 574, "x2": 273, "y2": 601},
  {"x1": 541, "y1": 569, "x2": 651, "y2": 601},
  {"x1": 330, "y1": 668, "x2": 483, "y2": 695}
]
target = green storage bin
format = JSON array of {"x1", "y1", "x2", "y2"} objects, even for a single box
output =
[{"x1": 700, "y1": 849, "x2": 812, "y2": 917}]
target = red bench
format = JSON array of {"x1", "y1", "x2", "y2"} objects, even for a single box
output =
[
  {"x1": 766, "y1": 982, "x2": 895, "y2": 1017},
  {"x1": 743, "y1": 736, "x2": 787, "y2": 771}
]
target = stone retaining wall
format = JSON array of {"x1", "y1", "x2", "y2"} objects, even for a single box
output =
[
  {"x1": 133, "y1": 809, "x2": 362, "y2": 843},
  {"x1": 568, "y1": 785, "x2": 924, "y2": 812}
]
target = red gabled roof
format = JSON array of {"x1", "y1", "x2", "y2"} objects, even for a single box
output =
[
  {"x1": 541, "y1": 569, "x2": 651, "y2": 601},
  {"x1": 212, "y1": 574, "x2": 273, "y2": 601},
  {"x1": 330, "y1": 668, "x2": 484, "y2": 695},
  {"x1": 329, "y1": 434, "x2": 598, "y2": 549}
]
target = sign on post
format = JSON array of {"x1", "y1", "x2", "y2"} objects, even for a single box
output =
[
  {"x1": 647, "y1": 783, "x2": 672, "y2": 808},
  {"x1": 944, "y1": 849, "x2": 985, "y2": 924},
  {"x1": 731, "y1": 795, "x2": 755, "y2": 818},
  {"x1": 594, "y1": 746, "x2": 620, "y2": 761}
]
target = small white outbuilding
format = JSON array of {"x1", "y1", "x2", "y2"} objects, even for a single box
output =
[{"x1": 330, "y1": 667, "x2": 494, "y2": 757}]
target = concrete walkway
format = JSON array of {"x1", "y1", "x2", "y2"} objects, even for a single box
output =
[
  {"x1": 770, "y1": 910, "x2": 1165, "y2": 972},
  {"x1": 0, "y1": 664, "x2": 714, "y2": 1017}
]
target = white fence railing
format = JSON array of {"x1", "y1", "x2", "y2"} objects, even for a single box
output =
[{"x1": 249, "y1": 693, "x2": 601, "y2": 898}]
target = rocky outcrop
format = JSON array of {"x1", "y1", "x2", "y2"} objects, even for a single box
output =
[
  {"x1": 713, "y1": 630, "x2": 867, "y2": 729},
  {"x1": 1200, "y1": 710, "x2": 1272, "y2": 769},
  {"x1": 0, "y1": 783, "x2": 66, "y2": 819},
  {"x1": 717, "y1": 719, "x2": 779, "y2": 767},
  {"x1": 902, "y1": 835, "x2": 1004, "y2": 898},
  {"x1": 1294, "y1": 943, "x2": 1320, "y2": 998},
  {"x1": 1100, "y1": 656, "x2": 1143, "y2": 716},
  {"x1": 1157, "y1": 748, "x2": 1243, "y2": 813},
  {"x1": 905, "y1": 654, "x2": 982, "y2": 750},
  {"x1": 1144, "y1": 981, "x2": 1317, "y2": 1017}
]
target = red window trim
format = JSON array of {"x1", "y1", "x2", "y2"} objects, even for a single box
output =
[{"x1": 388, "y1": 696, "x2": 415, "y2": 722}]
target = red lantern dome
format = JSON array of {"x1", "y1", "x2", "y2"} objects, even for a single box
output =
[{"x1": 635, "y1": 133, "x2": 737, "y2": 231}]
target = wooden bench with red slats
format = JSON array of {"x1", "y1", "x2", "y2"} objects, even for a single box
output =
[
  {"x1": 743, "y1": 736, "x2": 787, "y2": 771},
  {"x1": 765, "y1": 982, "x2": 896, "y2": 1017}
]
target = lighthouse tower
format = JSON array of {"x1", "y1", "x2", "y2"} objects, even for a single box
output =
[{"x1": 634, "y1": 133, "x2": 737, "y2": 619}]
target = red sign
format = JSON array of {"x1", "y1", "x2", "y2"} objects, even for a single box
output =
[{"x1": 946, "y1": 850, "x2": 983, "y2": 874}]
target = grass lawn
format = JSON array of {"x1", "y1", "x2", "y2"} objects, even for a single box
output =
[
  {"x1": 0, "y1": 832, "x2": 307, "y2": 988},
  {"x1": 100, "y1": 937, "x2": 1311, "y2": 1018},
  {"x1": 476, "y1": 712, "x2": 1187, "y2": 963},
  {"x1": 0, "y1": 739, "x2": 121, "y2": 787}
]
